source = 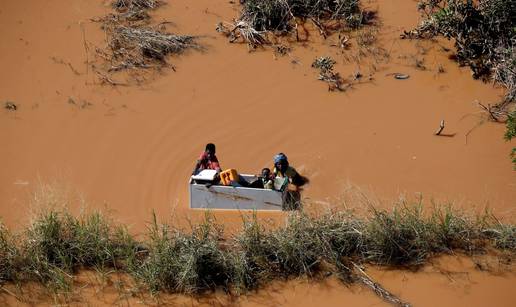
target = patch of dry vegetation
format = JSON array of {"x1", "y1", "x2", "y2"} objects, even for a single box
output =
[
  {"x1": 217, "y1": 0, "x2": 368, "y2": 48},
  {"x1": 92, "y1": 0, "x2": 200, "y2": 84}
]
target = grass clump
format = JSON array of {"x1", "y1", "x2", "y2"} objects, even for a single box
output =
[
  {"x1": 362, "y1": 206, "x2": 433, "y2": 266},
  {"x1": 429, "y1": 206, "x2": 482, "y2": 252},
  {"x1": 18, "y1": 210, "x2": 137, "y2": 291},
  {"x1": 361, "y1": 205, "x2": 493, "y2": 267},
  {"x1": 234, "y1": 211, "x2": 364, "y2": 289},
  {"x1": 233, "y1": 214, "x2": 276, "y2": 289},
  {"x1": 132, "y1": 214, "x2": 232, "y2": 293},
  {"x1": 492, "y1": 225, "x2": 516, "y2": 251},
  {"x1": 0, "y1": 223, "x2": 18, "y2": 284},
  {"x1": 264, "y1": 214, "x2": 325, "y2": 276}
]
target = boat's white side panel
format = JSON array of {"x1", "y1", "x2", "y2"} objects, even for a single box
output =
[{"x1": 189, "y1": 184, "x2": 283, "y2": 210}]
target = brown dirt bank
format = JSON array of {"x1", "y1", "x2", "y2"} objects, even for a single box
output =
[{"x1": 1, "y1": 0, "x2": 515, "y2": 229}]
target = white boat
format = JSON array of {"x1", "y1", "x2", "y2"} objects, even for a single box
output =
[{"x1": 189, "y1": 172, "x2": 287, "y2": 211}]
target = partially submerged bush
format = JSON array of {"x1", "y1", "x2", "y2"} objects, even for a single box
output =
[
  {"x1": 108, "y1": 26, "x2": 199, "y2": 69},
  {"x1": 407, "y1": 0, "x2": 515, "y2": 98},
  {"x1": 93, "y1": 0, "x2": 200, "y2": 80},
  {"x1": 241, "y1": 0, "x2": 362, "y2": 32},
  {"x1": 113, "y1": 0, "x2": 162, "y2": 11},
  {"x1": 406, "y1": 0, "x2": 516, "y2": 166},
  {"x1": 221, "y1": 0, "x2": 365, "y2": 47},
  {"x1": 311, "y1": 56, "x2": 345, "y2": 91},
  {"x1": 412, "y1": 0, "x2": 515, "y2": 79}
]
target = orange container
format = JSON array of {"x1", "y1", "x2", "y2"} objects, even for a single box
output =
[{"x1": 220, "y1": 169, "x2": 238, "y2": 186}]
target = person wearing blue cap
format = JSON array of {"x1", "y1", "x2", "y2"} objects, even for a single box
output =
[
  {"x1": 273, "y1": 153, "x2": 308, "y2": 188},
  {"x1": 272, "y1": 153, "x2": 308, "y2": 209}
]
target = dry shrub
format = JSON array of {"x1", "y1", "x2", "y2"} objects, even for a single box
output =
[
  {"x1": 406, "y1": 0, "x2": 515, "y2": 108},
  {"x1": 93, "y1": 0, "x2": 200, "y2": 80},
  {"x1": 222, "y1": 0, "x2": 365, "y2": 47},
  {"x1": 107, "y1": 26, "x2": 199, "y2": 70},
  {"x1": 113, "y1": 0, "x2": 162, "y2": 11}
]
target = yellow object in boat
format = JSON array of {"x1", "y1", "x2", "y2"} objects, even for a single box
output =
[{"x1": 220, "y1": 169, "x2": 238, "y2": 186}]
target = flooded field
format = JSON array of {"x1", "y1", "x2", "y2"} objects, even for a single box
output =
[{"x1": 1, "y1": 0, "x2": 515, "y2": 305}]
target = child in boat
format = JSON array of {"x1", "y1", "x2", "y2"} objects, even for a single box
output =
[
  {"x1": 192, "y1": 143, "x2": 221, "y2": 175},
  {"x1": 261, "y1": 168, "x2": 274, "y2": 189}
]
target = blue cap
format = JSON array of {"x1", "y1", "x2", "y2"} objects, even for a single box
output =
[{"x1": 274, "y1": 153, "x2": 288, "y2": 164}]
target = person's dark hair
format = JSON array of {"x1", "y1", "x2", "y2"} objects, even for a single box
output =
[{"x1": 205, "y1": 143, "x2": 216, "y2": 153}]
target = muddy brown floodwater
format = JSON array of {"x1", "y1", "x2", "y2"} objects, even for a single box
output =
[{"x1": 0, "y1": 0, "x2": 515, "y2": 306}]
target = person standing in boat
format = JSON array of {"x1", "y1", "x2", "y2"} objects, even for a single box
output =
[
  {"x1": 273, "y1": 153, "x2": 308, "y2": 209},
  {"x1": 273, "y1": 153, "x2": 308, "y2": 189},
  {"x1": 192, "y1": 143, "x2": 221, "y2": 175}
]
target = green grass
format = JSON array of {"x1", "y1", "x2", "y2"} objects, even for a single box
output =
[
  {"x1": 130, "y1": 213, "x2": 232, "y2": 293},
  {"x1": 1, "y1": 210, "x2": 137, "y2": 292},
  {"x1": 0, "y1": 205, "x2": 514, "y2": 298}
]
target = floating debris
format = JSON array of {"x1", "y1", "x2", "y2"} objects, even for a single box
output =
[
  {"x1": 434, "y1": 119, "x2": 445, "y2": 135},
  {"x1": 4, "y1": 101, "x2": 17, "y2": 111},
  {"x1": 394, "y1": 73, "x2": 410, "y2": 80}
]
